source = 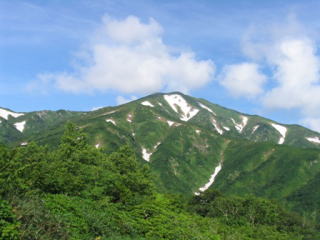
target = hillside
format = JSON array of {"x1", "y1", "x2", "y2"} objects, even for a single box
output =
[
  {"x1": 1, "y1": 92, "x2": 320, "y2": 223},
  {"x1": 2, "y1": 92, "x2": 320, "y2": 149},
  {"x1": 3, "y1": 124, "x2": 319, "y2": 239}
]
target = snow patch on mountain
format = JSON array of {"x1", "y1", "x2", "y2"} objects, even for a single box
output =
[
  {"x1": 196, "y1": 163, "x2": 222, "y2": 194},
  {"x1": 141, "y1": 101, "x2": 154, "y2": 107},
  {"x1": 154, "y1": 142, "x2": 161, "y2": 149},
  {"x1": 271, "y1": 123, "x2": 287, "y2": 144},
  {"x1": 142, "y1": 148, "x2": 152, "y2": 162},
  {"x1": 14, "y1": 121, "x2": 26, "y2": 132},
  {"x1": 252, "y1": 125, "x2": 259, "y2": 134},
  {"x1": 231, "y1": 116, "x2": 248, "y2": 133},
  {"x1": 106, "y1": 119, "x2": 116, "y2": 125},
  {"x1": 127, "y1": 114, "x2": 133, "y2": 123},
  {"x1": 223, "y1": 126, "x2": 230, "y2": 131},
  {"x1": 212, "y1": 118, "x2": 223, "y2": 135},
  {"x1": 198, "y1": 102, "x2": 216, "y2": 115},
  {"x1": 306, "y1": 136, "x2": 320, "y2": 144},
  {"x1": 141, "y1": 142, "x2": 161, "y2": 162},
  {"x1": 0, "y1": 108, "x2": 24, "y2": 120},
  {"x1": 164, "y1": 94, "x2": 199, "y2": 121},
  {"x1": 167, "y1": 120, "x2": 175, "y2": 127}
]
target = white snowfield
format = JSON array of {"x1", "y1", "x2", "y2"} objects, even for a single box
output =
[
  {"x1": 142, "y1": 148, "x2": 152, "y2": 162},
  {"x1": 167, "y1": 120, "x2": 175, "y2": 127},
  {"x1": 306, "y1": 136, "x2": 320, "y2": 144},
  {"x1": 212, "y1": 118, "x2": 223, "y2": 135},
  {"x1": 106, "y1": 119, "x2": 116, "y2": 125},
  {"x1": 141, "y1": 142, "x2": 161, "y2": 162},
  {"x1": 231, "y1": 116, "x2": 248, "y2": 133},
  {"x1": 141, "y1": 101, "x2": 154, "y2": 107},
  {"x1": 271, "y1": 123, "x2": 287, "y2": 144},
  {"x1": 252, "y1": 125, "x2": 259, "y2": 134},
  {"x1": 197, "y1": 163, "x2": 222, "y2": 193},
  {"x1": 198, "y1": 102, "x2": 216, "y2": 115},
  {"x1": 14, "y1": 121, "x2": 26, "y2": 132},
  {"x1": 223, "y1": 126, "x2": 230, "y2": 131},
  {"x1": 0, "y1": 108, "x2": 24, "y2": 120},
  {"x1": 164, "y1": 94, "x2": 199, "y2": 121}
]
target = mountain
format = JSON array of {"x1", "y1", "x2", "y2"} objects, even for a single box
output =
[
  {"x1": 2, "y1": 92, "x2": 320, "y2": 148},
  {"x1": 1, "y1": 92, "x2": 320, "y2": 222}
]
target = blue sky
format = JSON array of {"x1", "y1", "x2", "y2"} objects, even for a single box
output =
[{"x1": 2, "y1": 0, "x2": 320, "y2": 130}]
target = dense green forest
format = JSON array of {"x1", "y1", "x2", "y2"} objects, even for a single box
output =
[{"x1": 0, "y1": 123, "x2": 319, "y2": 239}]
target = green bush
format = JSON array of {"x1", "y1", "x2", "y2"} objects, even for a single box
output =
[{"x1": 0, "y1": 200, "x2": 19, "y2": 240}]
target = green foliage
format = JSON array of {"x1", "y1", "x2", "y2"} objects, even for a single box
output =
[
  {"x1": 12, "y1": 196, "x2": 68, "y2": 240},
  {"x1": 2, "y1": 93, "x2": 320, "y2": 226},
  {"x1": 0, "y1": 200, "x2": 19, "y2": 240},
  {"x1": 189, "y1": 189, "x2": 319, "y2": 239},
  {"x1": 0, "y1": 122, "x2": 318, "y2": 239}
]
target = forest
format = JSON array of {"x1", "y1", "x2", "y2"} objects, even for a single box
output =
[{"x1": 0, "y1": 123, "x2": 319, "y2": 240}]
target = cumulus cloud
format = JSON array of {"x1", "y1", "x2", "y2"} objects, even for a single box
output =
[
  {"x1": 262, "y1": 38, "x2": 320, "y2": 113},
  {"x1": 219, "y1": 63, "x2": 266, "y2": 98},
  {"x1": 40, "y1": 15, "x2": 214, "y2": 94},
  {"x1": 219, "y1": 16, "x2": 320, "y2": 132},
  {"x1": 256, "y1": 35, "x2": 320, "y2": 131}
]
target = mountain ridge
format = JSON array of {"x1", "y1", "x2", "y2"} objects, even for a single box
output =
[
  {"x1": 1, "y1": 92, "x2": 320, "y2": 223},
  {"x1": 1, "y1": 91, "x2": 318, "y2": 137}
]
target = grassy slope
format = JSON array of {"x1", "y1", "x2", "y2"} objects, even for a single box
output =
[{"x1": 1, "y1": 93, "x2": 320, "y2": 223}]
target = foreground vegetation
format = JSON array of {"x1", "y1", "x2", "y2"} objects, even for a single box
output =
[{"x1": 0, "y1": 123, "x2": 318, "y2": 239}]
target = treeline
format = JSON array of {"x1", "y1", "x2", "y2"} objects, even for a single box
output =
[{"x1": 0, "y1": 123, "x2": 318, "y2": 239}]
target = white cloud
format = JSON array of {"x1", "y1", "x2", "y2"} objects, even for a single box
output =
[
  {"x1": 39, "y1": 15, "x2": 214, "y2": 94},
  {"x1": 221, "y1": 16, "x2": 320, "y2": 132},
  {"x1": 116, "y1": 95, "x2": 137, "y2": 105},
  {"x1": 262, "y1": 38, "x2": 320, "y2": 113},
  {"x1": 219, "y1": 63, "x2": 266, "y2": 98}
]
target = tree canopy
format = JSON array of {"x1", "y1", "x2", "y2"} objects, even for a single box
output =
[{"x1": 0, "y1": 122, "x2": 318, "y2": 239}]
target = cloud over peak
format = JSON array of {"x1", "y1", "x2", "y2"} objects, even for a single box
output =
[
  {"x1": 39, "y1": 15, "x2": 214, "y2": 95},
  {"x1": 218, "y1": 17, "x2": 320, "y2": 131}
]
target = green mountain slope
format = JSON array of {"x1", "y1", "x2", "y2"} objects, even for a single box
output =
[
  {"x1": 1, "y1": 92, "x2": 320, "y2": 222},
  {"x1": 2, "y1": 126, "x2": 317, "y2": 239}
]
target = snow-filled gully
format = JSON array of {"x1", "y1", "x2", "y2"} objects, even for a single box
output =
[
  {"x1": 164, "y1": 94, "x2": 199, "y2": 121},
  {"x1": 271, "y1": 123, "x2": 287, "y2": 144}
]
